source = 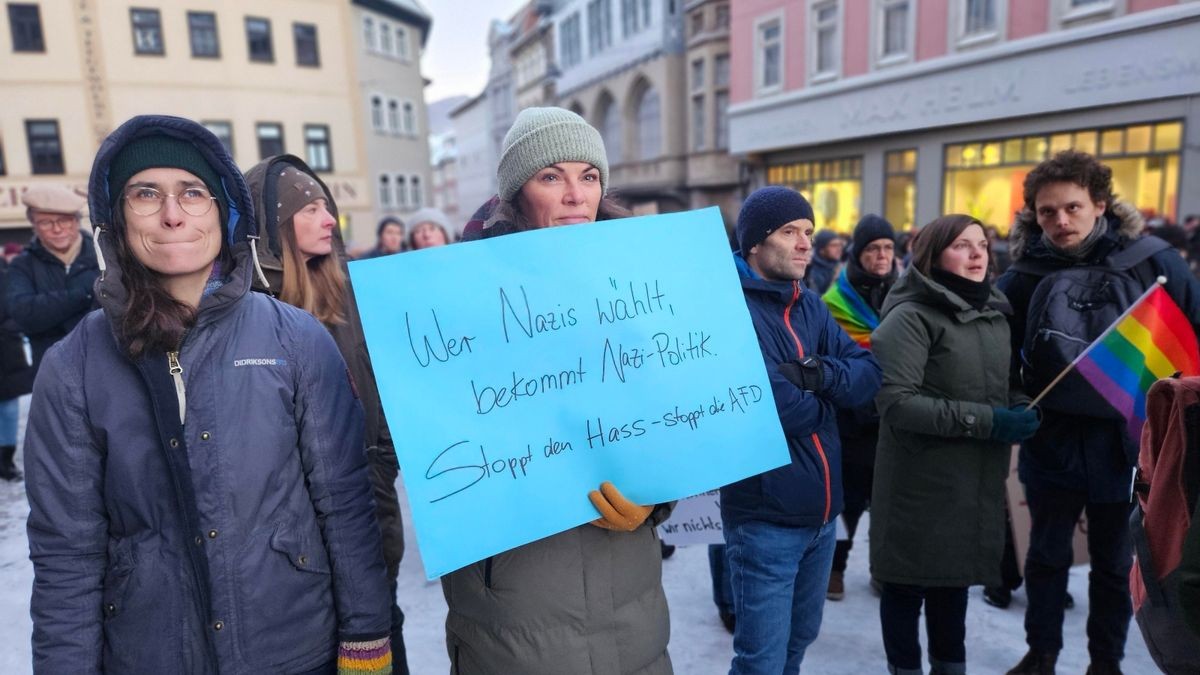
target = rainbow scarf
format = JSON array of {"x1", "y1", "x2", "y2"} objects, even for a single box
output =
[
  {"x1": 1075, "y1": 284, "x2": 1200, "y2": 443},
  {"x1": 822, "y1": 268, "x2": 879, "y2": 349}
]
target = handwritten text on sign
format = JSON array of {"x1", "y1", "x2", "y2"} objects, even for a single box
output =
[{"x1": 349, "y1": 207, "x2": 790, "y2": 578}]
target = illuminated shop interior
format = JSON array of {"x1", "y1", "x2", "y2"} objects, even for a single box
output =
[
  {"x1": 767, "y1": 157, "x2": 863, "y2": 234},
  {"x1": 942, "y1": 121, "x2": 1182, "y2": 234}
]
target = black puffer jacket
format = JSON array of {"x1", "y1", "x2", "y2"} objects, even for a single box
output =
[{"x1": 6, "y1": 233, "x2": 99, "y2": 371}]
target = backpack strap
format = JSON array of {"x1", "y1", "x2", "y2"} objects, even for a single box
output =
[
  {"x1": 1131, "y1": 502, "x2": 1169, "y2": 607},
  {"x1": 1106, "y1": 236, "x2": 1170, "y2": 272}
]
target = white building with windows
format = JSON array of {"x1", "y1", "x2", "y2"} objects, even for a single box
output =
[
  {"x1": 449, "y1": 93, "x2": 495, "y2": 223},
  {"x1": 0, "y1": 0, "x2": 396, "y2": 244},
  {"x1": 352, "y1": 0, "x2": 433, "y2": 245}
]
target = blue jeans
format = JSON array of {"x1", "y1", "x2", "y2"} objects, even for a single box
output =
[
  {"x1": 0, "y1": 398, "x2": 18, "y2": 446},
  {"x1": 709, "y1": 544, "x2": 734, "y2": 614},
  {"x1": 726, "y1": 519, "x2": 837, "y2": 675}
]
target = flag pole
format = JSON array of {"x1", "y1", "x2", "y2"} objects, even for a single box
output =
[{"x1": 1025, "y1": 276, "x2": 1167, "y2": 411}]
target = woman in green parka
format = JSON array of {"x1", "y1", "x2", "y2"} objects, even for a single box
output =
[{"x1": 869, "y1": 215, "x2": 1041, "y2": 675}]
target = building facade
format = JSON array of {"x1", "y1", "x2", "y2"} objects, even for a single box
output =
[
  {"x1": 510, "y1": 0, "x2": 558, "y2": 110},
  {"x1": 0, "y1": 0, "x2": 433, "y2": 247},
  {"x1": 684, "y1": 0, "x2": 739, "y2": 225},
  {"x1": 352, "y1": 0, "x2": 434, "y2": 246},
  {"x1": 552, "y1": 0, "x2": 689, "y2": 215},
  {"x1": 730, "y1": 0, "x2": 1200, "y2": 234},
  {"x1": 449, "y1": 93, "x2": 494, "y2": 220}
]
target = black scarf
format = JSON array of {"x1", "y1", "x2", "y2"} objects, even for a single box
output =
[
  {"x1": 931, "y1": 268, "x2": 992, "y2": 311},
  {"x1": 846, "y1": 254, "x2": 897, "y2": 314}
]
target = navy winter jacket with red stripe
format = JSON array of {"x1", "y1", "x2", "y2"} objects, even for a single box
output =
[{"x1": 721, "y1": 255, "x2": 882, "y2": 528}]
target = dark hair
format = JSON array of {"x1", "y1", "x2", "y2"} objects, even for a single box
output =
[
  {"x1": 377, "y1": 216, "x2": 404, "y2": 237},
  {"x1": 112, "y1": 206, "x2": 225, "y2": 358},
  {"x1": 484, "y1": 194, "x2": 631, "y2": 233},
  {"x1": 1022, "y1": 150, "x2": 1115, "y2": 212},
  {"x1": 911, "y1": 214, "x2": 989, "y2": 277}
]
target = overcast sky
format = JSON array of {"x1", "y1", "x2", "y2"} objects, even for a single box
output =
[{"x1": 420, "y1": 0, "x2": 530, "y2": 104}]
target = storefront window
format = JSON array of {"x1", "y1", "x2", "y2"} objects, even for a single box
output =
[
  {"x1": 884, "y1": 149, "x2": 916, "y2": 232},
  {"x1": 767, "y1": 156, "x2": 862, "y2": 233},
  {"x1": 943, "y1": 121, "x2": 1183, "y2": 233}
]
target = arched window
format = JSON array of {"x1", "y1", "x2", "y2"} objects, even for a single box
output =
[
  {"x1": 402, "y1": 102, "x2": 416, "y2": 136},
  {"x1": 635, "y1": 84, "x2": 661, "y2": 160},
  {"x1": 370, "y1": 96, "x2": 384, "y2": 132},
  {"x1": 379, "y1": 174, "x2": 392, "y2": 207},
  {"x1": 410, "y1": 175, "x2": 422, "y2": 208},
  {"x1": 396, "y1": 27, "x2": 409, "y2": 59},
  {"x1": 380, "y1": 22, "x2": 393, "y2": 54},
  {"x1": 598, "y1": 95, "x2": 621, "y2": 165},
  {"x1": 387, "y1": 99, "x2": 400, "y2": 133},
  {"x1": 363, "y1": 17, "x2": 375, "y2": 51},
  {"x1": 396, "y1": 175, "x2": 408, "y2": 208}
]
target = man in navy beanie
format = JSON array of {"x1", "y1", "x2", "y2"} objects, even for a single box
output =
[{"x1": 721, "y1": 186, "x2": 881, "y2": 674}]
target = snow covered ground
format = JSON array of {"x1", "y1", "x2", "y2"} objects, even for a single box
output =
[{"x1": 0, "y1": 405, "x2": 1157, "y2": 673}]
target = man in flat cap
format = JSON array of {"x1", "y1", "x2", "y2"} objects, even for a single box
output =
[{"x1": 8, "y1": 184, "x2": 99, "y2": 372}]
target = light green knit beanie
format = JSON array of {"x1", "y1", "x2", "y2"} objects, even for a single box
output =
[{"x1": 497, "y1": 107, "x2": 609, "y2": 202}]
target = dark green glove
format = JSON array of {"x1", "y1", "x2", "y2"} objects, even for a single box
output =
[{"x1": 989, "y1": 405, "x2": 1040, "y2": 442}]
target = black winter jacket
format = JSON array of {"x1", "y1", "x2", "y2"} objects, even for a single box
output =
[
  {"x1": 998, "y1": 202, "x2": 1200, "y2": 501},
  {"x1": 6, "y1": 233, "x2": 98, "y2": 371}
]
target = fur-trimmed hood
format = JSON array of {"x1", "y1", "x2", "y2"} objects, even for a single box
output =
[{"x1": 1009, "y1": 200, "x2": 1144, "y2": 261}]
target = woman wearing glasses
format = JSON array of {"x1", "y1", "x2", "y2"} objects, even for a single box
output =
[{"x1": 24, "y1": 116, "x2": 393, "y2": 674}]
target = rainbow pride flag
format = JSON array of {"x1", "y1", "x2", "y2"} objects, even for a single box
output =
[
  {"x1": 1075, "y1": 284, "x2": 1200, "y2": 443},
  {"x1": 822, "y1": 268, "x2": 878, "y2": 349}
]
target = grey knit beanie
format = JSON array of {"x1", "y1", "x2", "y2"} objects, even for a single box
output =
[{"x1": 497, "y1": 107, "x2": 609, "y2": 202}]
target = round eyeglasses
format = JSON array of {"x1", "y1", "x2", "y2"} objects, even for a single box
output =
[{"x1": 124, "y1": 186, "x2": 217, "y2": 217}]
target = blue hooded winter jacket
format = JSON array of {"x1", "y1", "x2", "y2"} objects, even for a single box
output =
[
  {"x1": 721, "y1": 255, "x2": 881, "y2": 527},
  {"x1": 24, "y1": 115, "x2": 391, "y2": 674}
]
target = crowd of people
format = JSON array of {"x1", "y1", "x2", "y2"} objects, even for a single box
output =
[{"x1": 6, "y1": 107, "x2": 1200, "y2": 675}]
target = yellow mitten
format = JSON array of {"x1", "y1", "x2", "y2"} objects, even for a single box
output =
[{"x1": 588, "y1": 481, "x2": 653, "y2": 531}]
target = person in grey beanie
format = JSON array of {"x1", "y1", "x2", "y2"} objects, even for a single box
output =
[
  {"x1": 722, "y1": 186, "x2": 881, "y2": 674},
  {"x1": 442, "y1": 106, "x2": 675, "y2": 675}
]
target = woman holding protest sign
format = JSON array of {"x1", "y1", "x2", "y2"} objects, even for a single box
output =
[
  {"x1": 245, "y1": 154, "x2": 410, "y2": 674},
  {"x1": 442, "y1": 107, "x2": 674, "y2": 675},
  {"x1": 869, "y1": 214, "x2": 1039, "y2": 675},
  {"x1": 24, "y1": 116, "x2": 392, "y2": 673}
]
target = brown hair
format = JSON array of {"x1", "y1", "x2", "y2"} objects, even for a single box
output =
[
  {"x1": 1022, "y1": 150, "x2": 1115, "y2": 212},
  {"x1": 112, "y1": 206, "x2": 203, "y2": 358},
  {"x1": 279, "y1": 220, "x2": 347, "y2": 327},
  {"x1": 911, "y1": 214, "x2": 989, "y2": 277}
]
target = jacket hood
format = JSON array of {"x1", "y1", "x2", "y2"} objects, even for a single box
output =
[
  {"x1": 244, "y1": 155, "x2": 342, "y2": 293},
  {"x1": 1009, "y1": 199, "x2": 1143, "y2": 261},
  {"x1": 87, "y1": 115, "x2": 259, "y2": 324},
  {"x1": 881, "y1": 267, "x2": 1008, "y2": 322}
]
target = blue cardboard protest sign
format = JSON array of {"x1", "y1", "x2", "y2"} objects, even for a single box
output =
[{"x1": 349, "y1": 207, "x2": 789, "y2": 579}]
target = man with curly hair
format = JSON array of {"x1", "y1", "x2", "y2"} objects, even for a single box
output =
[{"x1": 998, "y1": 151, "x2": 1200, "y2": 675}]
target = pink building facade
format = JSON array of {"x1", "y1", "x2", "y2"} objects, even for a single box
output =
[{"x1": 729, "y1": 0, "x2": 1200, "y2": 233}]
